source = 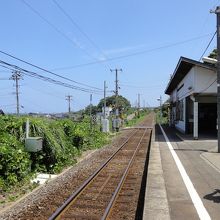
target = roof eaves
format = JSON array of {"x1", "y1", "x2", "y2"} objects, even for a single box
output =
[{"x1": 165, "y1": 56, "x2": 216, "y2": 95}]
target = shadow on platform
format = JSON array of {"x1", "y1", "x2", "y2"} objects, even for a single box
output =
[
  {"x1": 155, "y1": 124, "x2": 217, "y2": 143},
  {"x1": 204, "y1": 189, "x2": 220, "y2": 203}
]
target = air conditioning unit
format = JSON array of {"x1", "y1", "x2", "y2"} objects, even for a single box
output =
[{"x1": 202, "y1": 57, "x2": 217, "y2": 64}]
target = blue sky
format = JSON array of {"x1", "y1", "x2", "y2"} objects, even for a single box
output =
[{"x1": 0, "y1": 0, "x2": 219, "y2": 113}]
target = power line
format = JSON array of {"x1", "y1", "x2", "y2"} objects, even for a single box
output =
[
  {"x1": 119, "y1": 83, "x2": 166, "y2": 89},
  {"x1": 52, "y1": 0, "x2": 107, "y2": 60},
  {"x1": 178, "y1": 78, "x2": 217, "y2": 100},
  {"x1": 212, "y1": 0, "x2": 220, "y2": 8},
  {"x1": 21, "y1": 96, "x2": 46, "y2": 111},
  {"x1": 199, "y1": 31, "x2": 217, "y2": 61},
  {"x1": 0, "y1": 78, "x2": 10, "y2": 80},
  {"x1": 25, "y1": 84, "x2": 64, "y2": 100},
  {"x1": 197, "y1": 78, "x2": 217, "y2": 94},
  {"x1": 51, "y1": 33, "x2": 214, "y2": 71},
  {"x1": 0, "y1": 104, "x2": 16, "y2": 108},
  {"x1": 0, "y1": 60, "x2": 103, "y2": 95},
  {"x1": 0, "y1": 49, "x2": 102, "y2": 91},
  {"x1": 0, "y1": 94, "x2": 14, "y2": 97},
  {"x1": 20, "y1": 0, "x2": 99, "y2": 61}
]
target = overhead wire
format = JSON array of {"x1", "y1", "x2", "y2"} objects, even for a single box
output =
[
  {"x1": 0, "y1": 49, "x2": 102, "y2": 91},
  {"x1": 212, "y1": 0, "x2": 220, "y2": 8},
  {"x1": 119, "y1": 83, "x2": 166, "y2": 89},
  {"x1": 0, "y1": 78, "x2": 10, "y2": 80},
  {"x1": 178, "y1": 78, "x2": 217, "y2": 100},
  {"x1": 52, "y1": 0, "x2": 107, "y2": 60},
  {"x1": 0, "y1": 61, "x2": 103, "y2": 95},
  {"x1": 197, "y1": 78, "x2": 217, "y2": 94},
  {"x1": 20, "y1": 0, "x2": 100, "y2": 62},
  {"x1": 50, "y1": 33, "x2": 215, "y2": 71},
  {"x1": 199, "y1": 31, "x2": 217, "y2": 61},
  {"x1": 0, "y1": 93, "x2": 14, "y2": 97},
  {"x1": 21, "y1": 97, "x2": 46, "y2": 111},
  {"x1": 0, "y1": 104, "x2": 16, "y2": 107},
  {"x1": 25, "y1": 84, "x2": 65, "y2": 100}
]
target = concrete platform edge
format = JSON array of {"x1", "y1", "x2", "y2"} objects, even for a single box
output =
[{"x1": 143, "y1": 127, "x2": 170, "y2": 220}]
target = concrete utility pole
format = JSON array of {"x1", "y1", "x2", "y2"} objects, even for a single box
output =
[
  {"x1": 214, "y1": 6, "x2": 220, "y2": 153},
  {"x1": 66, "y1": 95, "x2": 72, "y2": 114},
  {"x1": 103, "y1": 81, "x2": 107, "y2": 119},
  {"x1": 89, "y1": 94, "x2": 92, "y2": 118},
  {"x1": 157, "y1": 95, "x2": 162, "y2": 121},
  {"x1": 89, "y1": 94, "x2": 92, "y2": 129},
  {"x1": 110, "y1": 68, "x2": 122, "y2": 118},
  {"x1": 11, "y1": 71, "x2": 22, "y2": 115},
  {"x1": 138, "y1": 93, "x2": 140, "y2": 118}
]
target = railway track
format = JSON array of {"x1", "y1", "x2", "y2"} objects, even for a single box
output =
[{"x1": 49, "y1": 125, "x2": 152, "y2": 220}]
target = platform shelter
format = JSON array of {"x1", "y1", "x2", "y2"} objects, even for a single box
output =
[{"x1": 165, "y1": 57, "x2": 217, "y2": 139}]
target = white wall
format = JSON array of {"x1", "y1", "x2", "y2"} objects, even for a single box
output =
[
  {"x1": 170, "y1": 65, "x2": 216, "y2": 133},
  {"x1": 194, "y1": 66, "x2": 216, "y2": 93},
  {"x1": 174, "y1": 69, "x2": 194, "y2": 133},
  {"x1": 170, "y1": 68, "x2": 194, "y2": 103},
  {"x1": 176, "y1": 68, "x2": 194, "y2": 100}
]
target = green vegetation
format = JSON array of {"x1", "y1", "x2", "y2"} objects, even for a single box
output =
[
  {"x1": 0, "y1": 105, "x2": 149, "y2": 205},
  {"x1": 126, "y1": 109, "x2": 150, "y2": 127},
  {"x1": 97, "y1": 95, "x2": 131, "y2": 113},
  {"x1": 0, "y1": 116, "x2": 108, "y2": 191},
  {"x1": 208, "y1": 48, "x2": 217, "y2": 59},
  {"x1": 155, "y1": 105, "x2": 169, "y2": 124},
  {"x1": 83, "y1": 95, "x2": 131, "y2": 116}
]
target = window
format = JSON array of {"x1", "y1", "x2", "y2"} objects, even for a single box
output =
[
  {"x1": 176, "y1": 99, "x2": 184, "y2": 121},
  {"x1": 177, "y1": 84, "x2": 184, "y2": 92}
]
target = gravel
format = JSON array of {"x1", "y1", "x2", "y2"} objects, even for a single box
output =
[{"x1": 0, "y1": 130, "x2": 132, "y2": 220}]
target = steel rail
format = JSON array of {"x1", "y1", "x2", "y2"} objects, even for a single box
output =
[
  {"x1": 101, "y1": 128, "x2": 149, "y2": 220},
  {"x1": 48, "y1": 129, "x2": 139, "y2": 220}
]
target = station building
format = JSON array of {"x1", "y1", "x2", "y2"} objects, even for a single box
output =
[{"x1": 165, "y1": 56, "x2": 217, "y2": 139}]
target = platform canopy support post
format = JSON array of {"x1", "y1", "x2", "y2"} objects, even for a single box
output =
[{"x1": 193, "y1": 101, "x2": 198, "y2": 140}]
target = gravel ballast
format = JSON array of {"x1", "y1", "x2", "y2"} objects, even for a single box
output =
[{"x1": 0, "y1": 130, "x2": 132, "y2": 220}]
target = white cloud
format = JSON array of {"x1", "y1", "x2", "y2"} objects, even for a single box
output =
[{"x1": 104, "y1": 44, "x2": 150, "y2": 56}]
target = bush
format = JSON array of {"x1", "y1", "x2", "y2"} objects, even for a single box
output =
[
  {"x1": 0, "y1": 133, "x2": 31, "y2": 188},
  {"x1": 0, "y1": 115, "x2": 108, "y2": 188}
]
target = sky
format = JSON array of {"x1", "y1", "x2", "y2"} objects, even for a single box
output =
[{"x1": 0, "y1": 0, "x2": 219, "y2": 114}]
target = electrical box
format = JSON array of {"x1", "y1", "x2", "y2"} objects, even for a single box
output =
[{"x1": 25, "y1": 137, "x2": 43, "y2": 152}]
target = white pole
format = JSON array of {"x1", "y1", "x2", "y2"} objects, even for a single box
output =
[{"x1": 26, "y1": 118, "x2": 29, "y2": 138}]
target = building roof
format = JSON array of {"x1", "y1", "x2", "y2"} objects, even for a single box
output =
[{"x1": 165, "y1": 56, "x2": 216, "y2": 95}]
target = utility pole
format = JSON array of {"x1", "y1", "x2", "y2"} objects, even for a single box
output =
[
  {"x1": 89, "y1": 94, "x2": 92, "y2": 130},
  {"x1": 66, "y1": 95, "x2": 72, "y2": 115},
  {"x1": 213, "y1": 6, "x2": 220, "y2": 153},
  {"x1": 103, "y1": 81, "x2": 107, "y2": 119},
  {"x1": 110, "y1": 68, "x2": 122, "y2": 118},
  {"x1": 157, "y1": 95, "x2": 162, "y2": 122},
  {"x1": 89, "y1": 94, "x2": 92, "y2": 119},
  {"x1": 11, "y1": 71, "x2": 22, "y2": 115},
  {"x1": 160, "y1": 95, "x2": 162, "y2": 120},
  {"x1": 138, "y1": 93, "x2": 140, "y2": 118}
]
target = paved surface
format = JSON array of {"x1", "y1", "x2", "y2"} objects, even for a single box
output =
[
  {"x1": 143, "y1": 128, "x2": 170, "y2": 220},
  {"x1": 144, "y1": 125, "x2": 220, "y2": 220}
]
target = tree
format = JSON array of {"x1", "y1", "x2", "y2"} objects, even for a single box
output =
[
  {"x1": 97, "y1": 95, "x2": 131, "y2": 113},
  {"x1": 208, "y1": 48, "x2": 217, "y2": 59},
  {"x1": 84, "y1": 104, "x2": 98, "y2": 115}
]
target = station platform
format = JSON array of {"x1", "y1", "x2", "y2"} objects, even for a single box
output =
[{"x1": 143, "y1": 125, "x2": 220, "y2": 220}]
